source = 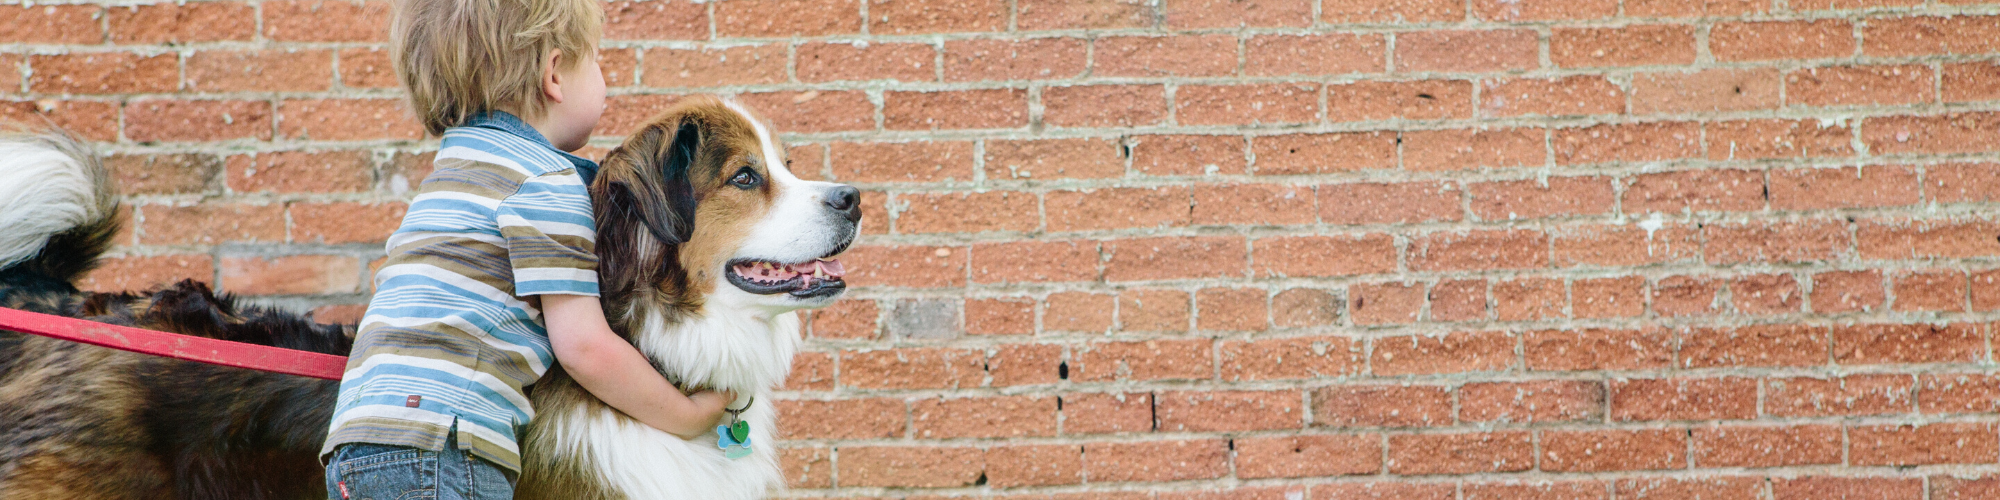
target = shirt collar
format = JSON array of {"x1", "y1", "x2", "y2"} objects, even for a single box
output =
[{"x1": 464, "y1": 111, "x2": 600, "y2": 184}]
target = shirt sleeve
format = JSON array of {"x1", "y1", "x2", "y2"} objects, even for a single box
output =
[{"x1": 496, "y1": 171, "x2": 600, "y2": 297}]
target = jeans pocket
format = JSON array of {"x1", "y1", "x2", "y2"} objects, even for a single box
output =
[{"x1": 334, "y1": 446, "x2": 438, "y2": 500}]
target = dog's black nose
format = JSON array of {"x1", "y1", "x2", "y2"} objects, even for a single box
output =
[{"x1": 825, "y1": 185, "x2": 861, "y2": 222}]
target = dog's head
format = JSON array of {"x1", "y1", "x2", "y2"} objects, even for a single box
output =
[{"x1": 592, "y1": 96, "x2": 859, "y2": 321}]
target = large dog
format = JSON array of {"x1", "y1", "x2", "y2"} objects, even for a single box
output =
[{"x1": 0, "y1": 96, "x2": 855, "y2": 500}]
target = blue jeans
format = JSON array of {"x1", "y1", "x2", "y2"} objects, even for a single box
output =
[{"x1": 323, "y1": 431, "x2": 515, "y2": 500}]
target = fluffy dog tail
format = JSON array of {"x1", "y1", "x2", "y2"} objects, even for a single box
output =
[{"x1": 0, "y1": 128, "x2": 119, "y2": 285}]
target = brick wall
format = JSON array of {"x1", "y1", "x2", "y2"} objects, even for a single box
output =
[{"x1": 13, "y1": 0, "x2": 2000, "y2": 497}]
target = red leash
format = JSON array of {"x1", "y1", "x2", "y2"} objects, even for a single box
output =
[{"x1": 0, "y1": 306, "x2": 348, "y2": 380}]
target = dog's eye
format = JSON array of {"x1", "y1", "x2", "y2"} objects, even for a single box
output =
[{"x1": 728, "y1": 169, "x2": 759, "y2": 189}]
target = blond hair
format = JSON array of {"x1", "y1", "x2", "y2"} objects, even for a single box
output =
[{"x1": 391, "y1": 0, "x2": 603, "y2": 136}]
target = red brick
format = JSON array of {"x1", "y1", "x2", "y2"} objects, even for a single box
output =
[
  {"x1": 971, "y1": 240, "x2": 1099, "y2": 284},
  {"x1": 989, "y1": 343, "x2": 1062, "y2": 387},
  {"x1": 220, "y1": 255, "x2": 361, "y2": 295},
  {"x1": 1470, "y1": 177, "x2": 1615, "y2": 221},
  {"x1": 1083, "y1": 440, "x2": 1228, "y2": 483},
  {"x1": 29, "y1": 53, "x2": 178, "y2": 94},
  {"x1": 1219, "y1": 336, "x2": 1359, "y2": 381},
  {"x1": 1386, "y1": 431, "x2": 1533, "y2": 475},
  {"x1": 1133, "y1": 135, "x2": 1245, "y2": 176},
  {"x1": 1788, "y1": 65, "x2": 1935, "y2": 107},
  {"x1": 1119, "y1": 288, "x2": 1189, "y2": 332},
  {"x1": 1235, "y1": 435, "x2": 1380, "y2": 479},
  {"x1": 1703, "y1": 220, "x2": 1849, "y2": 265},
  {"x1": 1851, "y1": 423, "x2": 2000, "y2": 465},
  {"x1": 263, "y1": 0, "x2": 390, "y2": 42},
  {"x1": 1773, "y1": 165, "x2": 1922, "y2": 209},
  {"x1": 1893, "y1": 269, "x2": 1967, "y2": 312},
  {"x1": 781, "y1": 352, "x2": 833, "y2": 391},
  {"x1": 1313, "y1": 483, "x2": 1456, "y2": 500},
  {"x1": 985, "y1": 445, "x2": 1082, "y2": 487},
  {"x1": 985, "y1": 137, "x2": 1124, "y2": 180},
  {"x1": 1573, "y1": 276, "x2": 1645, "y2": 319},
  {"x1": 1626, "y1": 0, "x2": 1764, "y2": 17},
  {"x1": 1705, "y1": 119, "x2": 1854, "y2": 160},
  {"x1": 1347, "y1": 281, "x2": 1421, "y2": 325},
  {"x1": 1922, "y1": 374, "x2": 2000, "y2": 414},
  {"x1": 1929, "y1": 163, "x2": 2000, "y2": 204},
  {"x1": 1409, "y1": 230, "x2": 1548, "y2": 272},
  {"x1": 336, "y1": 48, "x2": 397, "y2": 89},
  {"x1": 1858, "y1": 218, "x2": 2000, "y2": 259},
  {"x1": 1042, "y1": 85, "x2": 1167, "y2": 128},
  {"x1": 1864, "y1": 112, "x2": 2000, "y2": 155},
  {"x1": 1164, "y1": 0, "x2": 1310, "y2": 28},
  {"x1": 1615, "y1": 478, "x2": 1764, "y2": 500},
  {"x1": 1550, "y1": 223, "x2": 1701, "y2": 267},
  {"x1": 1061, "y1": 392, "x2": 1152, "y2": 434},
  {"x1": 1104, "y1": 236, "x2": 1245, "y2": 282},
  {"x1": 126, "y1": 99, "x2": 273, "y2": 143},
  {"x1": 1311, "y1": 385, "x2": 1451, "y2": 428},
  {"x1": 1480, "y1": 76, "x2": 1625, "y2": 117},
  {"x1": 898, "y1": 191, "x2": 1038, "y2": 234},
  {"x1": 1631, "y1": 68, "x2": 1782, "y2": 114},
  {"x1": 1016, "y1": 0, "x2": 1153, "y2": 30},
  {"x1": 1095, "y1": 35, "x2": 1237, "y2": 77},
  {"x1": 643, "y1": 45, "x2": 787, "y2": 88},
  {"x1": 1157, "y1": 390, "x2": 1301, "y2": 432},
  {"x1": 1554, "y1": 122, "x2": 1701, "y2": 165},
  {"x1": 777, "y1": 398, "x2": 904, "y2": 439},
  {"x1": 779, "y1": 446, "x2": 830, "y2": 488},
  {"x1": 1372, "y1": 331, "x2": 1516, "y2": 375},
  {"x1": 1177, "y1": 83, "x2": 1320, "y2": 126},
  {"x1": 1460, "y1": 381, "x2": 1604, "y2": 424},
  {"x1": 840, "y1": 348, "x2": 984, "y2": 389},
  {"x1": 1679, "y1": 325, "x2": 1827, "y2": 369},
  {"x1": 715, "y1": 0, "x2": 860, "y2": 37},
  {"x1": 1526, "y1": 328, "x2": 1673, "y2": 371},
  {"x1": 1494, "y1": 277, "x2": 1564, "y2": 321},
  {"x1": 1612, "y1": 377, "x2": 1758, "y2": 421},
  {"x1": 1693, "y1": 425, "x2": 1842, "y2": 468},
  {"x1": 840, "y1": 245, "x2": 964, "y2": 288},
  {"x1": 1254, "y1": 132, "x2": 1397, "y2": 174},
  {"x1": 1318, "y1": 181, "x2": 1461, "y2": 225},
  {"x1": 1541, "y1": 429, "x2": 1687, "y2": 472},
  {"x1": 1327, "y1": 80, "x2": 1472, "y2": 122},
  {"x1": 1814, "y1": 270, "x2": 1885, "y2": 313},
  {"x1": 592, "y1": 94, "x2": 685, "y2": 138},
  {"x1": 1402, "y1": 127, "x2": 1546, "y2": 171},
  {"x1": 1250, "y1": 234, "x2": 1396, "y2": 279},
  {"x1": 1046, "y1": 187, "x2": 1189, "y2": 232},
  {"x1": 0, "y1": 54, "x2": 17, "y2": 92},
  {"x1": 869, "y1": 0, "x2": 1006, "y2": 34},
  {"x1": 1653, "y1": 275, "x2": 1722, "y2": 317},
  {"x1": 1738, "y1": 268, "x2": 1817, "y2": 315},
  {"x1": 1773, "y1": 478, "x2": 1923, "y2": 500},
  {"x1": 1710, "y1": 20, "x2": 1854, "y2": 61},
  {"x1": 602, "y1": 0, "x2": 706, "y2": 40},
  {"x1": 1197, "y1": 288, "x2": 1266, "y2": 332},
  {"x1": 1046, "y1": 292, "x2": 1114, "y2": 332},
  {"x1": 227, "y1": 151, "x2": 370, "y2": 194},
  {"x1": 837, "y1": 446, "x2": 984, "y2": 488},
  {"x1": 1935, "y1": 475, "x2": 2000, "y2": 500},
  {"x1": 1864, "y1": 16, "x2": 2000, "y2": 57},
  {"x1": 734, "y1": 91, "x2": 874, "y2": 133},
  {"x1": 77, "y1": 255, "x2": 214, "y2": 293},
  {"x1": 912, "y1": 396, "x2": 1056, "y2": 438},
  {"x1": 807, "y1": 299, "x2": 878, "y2": 340},
  {"x1": 109, "y1": 2, "x2": 255, "y2": 43},
  {"x1": 1833, "y1": 323, "x2": 1984, "y2": 365},
  {"x1": 291, "y1": 202, "x2": 405, "y2": 245},
  {"x1": 885, "y1": 89, "x2": 1027, "y2": 130},
  {"x1": 1944, "y1": 62, "x2": 2000, "y2": 102},
  {"x1": 0, "y1": 4, "x2": 102, "y2": 44},
  {"x1": 1071, "y1": 339, "x2": 1212, "y2": 382},
  {"x1": 1246, "y1": 34, "x2": 1386, "y2": 76},
  {"x1": 1473, "y1": 0, "x2": 1614, "y2": 20},
  {"x1": 185, "y1": 49, "x2": 334, "y2": 92},
  {"x1": 139, "y1": 203, "x2": 285, "y2": 245},
  {"x1": 1795, "y1": 0, "x2": 1920, "y2": 9},
  {"x1": 1428, "y1": 279, "x2": 1486, "y2": 322},
  {"x1": 1192, "y1": 184, "x2": 1313, "y2": 226},
  {"x1": 1321, "y1": 0, "x2": 1463, "y2": 23},
  {"x1": 943, "y1": 38, "x2": 1087, "y2": 81},
  {"x1": 828, "y1": 141, "x2": 974, "y2": 183},
  {"x1": 1768, "y1": 374, "x2": 1916, "y2": 417},
  {"x1": 1463, "y1": 482, "x2": 1608, "y2": 500},
  {"x1": 1396, "y1": 30, "x2": 1538, "y2": 73},
  {"x1": 310, "y1": 304, "x2": 365, "y2": 325},
  {"x1": 1552, "y1": 25, "x2": 1699, "y2": 68},
  {"x1": 1978, "y1": 270, "x2": 2000, "y2": 312},
  {"x1": 1273, "y1": 288, "x2": 1341, "y2": 327},
  {"x1": 279, "y1": 99, "x2": 422, "y2": 141},
  {"x1": 1623, "y1": 169, "x2": 1764, "y2": 213},
  {"x1": 103, "y1": 153, "x2": 221, "y2": 195}
]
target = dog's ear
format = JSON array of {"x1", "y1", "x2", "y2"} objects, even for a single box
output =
[{"x1": 592, "y1": 116, "x2": 703, "y2": 309}]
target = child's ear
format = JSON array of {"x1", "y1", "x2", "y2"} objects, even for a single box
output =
[{"x1": 542, "y1": 49, "x2": 566, "y2": 104}]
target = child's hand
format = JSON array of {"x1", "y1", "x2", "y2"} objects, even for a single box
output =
[{"x1": 671, "y1": 389, "x2": 737, "y2": 440}]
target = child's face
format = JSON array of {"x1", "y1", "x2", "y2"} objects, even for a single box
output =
[{"x1": 546, "y1": 50, "x2": 606, "y2": 152}]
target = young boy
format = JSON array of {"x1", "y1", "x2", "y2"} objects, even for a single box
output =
[{"x1": 320, "y1": 0, "x2": 731, "y2": 497}]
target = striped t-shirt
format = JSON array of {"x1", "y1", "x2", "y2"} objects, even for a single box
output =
[{"x1": 322, "y1": 112, "x2": 600, "y2": 473}]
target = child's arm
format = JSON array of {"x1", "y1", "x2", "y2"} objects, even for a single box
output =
[{"x1": 542, "y1": 294, "x2": 733, "y2": 439}]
